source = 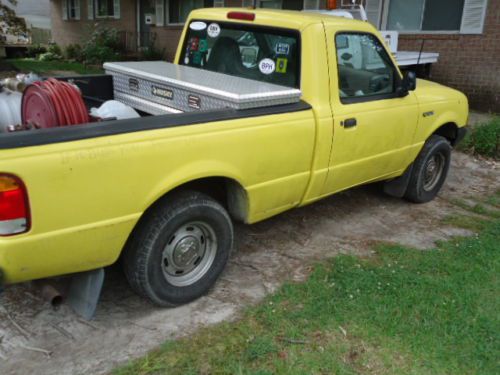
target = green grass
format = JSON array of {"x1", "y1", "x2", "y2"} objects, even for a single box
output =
[
  {"x1": 459, "y1": 117, "x2": 500, "y2": 159},
  {"x1": 5, "y1": 58, "x2": 103, "y2": 75},
  {"x1": 114, "y1": 219, "x2": 500, "y2": 375}
]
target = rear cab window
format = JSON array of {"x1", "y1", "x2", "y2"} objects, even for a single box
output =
[{"x1": 180, "y1": 20, "x2": 301, "y2": 88}]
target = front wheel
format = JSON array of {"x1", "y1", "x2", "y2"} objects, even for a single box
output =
[
  {"x1": 405, "y1": 135, "x2": 452, "y2": 203},
  {"x1": 123, "y1": 191, "x2": 233, "y2": 306}
]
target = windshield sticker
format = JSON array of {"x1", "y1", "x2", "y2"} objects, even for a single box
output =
[
  {"x1": 207, "y1": 23, "x2": 221, "y2": 38},
  {"x1": 276, "y1": 43, "x2": 290, "y2": 55},
  {"x1": 190, "y1": 21, "x2": 207, "y2": 31},
  {"x1": 192, "y1": 51, "x2": 202, "y2": 65},
  {"x1": 199, "y1": 39, "x2": 208, "y2": 53},
  {"x1": 189, "y1": 37, "x2": 199, "y2": 51},
  {"x1": 276, "y1": 58, "x2": 288, "y2": 73},
  {"x1": 259, "y1": 58, "x2": 276, "y2": 75}
]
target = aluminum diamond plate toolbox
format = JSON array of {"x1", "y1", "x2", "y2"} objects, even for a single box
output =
[{"x1": 104, "y1": 61, "x2": 302, "y2": 115}]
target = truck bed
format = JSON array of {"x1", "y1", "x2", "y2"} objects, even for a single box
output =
[{"x1": 0, "y1": 74, "x2": 311, "y2": 150}]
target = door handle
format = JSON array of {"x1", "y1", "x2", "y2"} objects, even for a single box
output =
[{"x1": 341, "y1": 118, "x2": 357, "y2": 128}]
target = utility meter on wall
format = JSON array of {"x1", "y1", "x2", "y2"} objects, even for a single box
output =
[{"x1": 145, "y1": 14, "x2": 155, "y2": 25}]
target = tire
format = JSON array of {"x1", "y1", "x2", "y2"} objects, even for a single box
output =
[
  {"x1": 405, "y1": 135, "x2": 452, "y2": 203},
  {"x1": 123, "y1": 191, "x2": 233, "y2": 306}
]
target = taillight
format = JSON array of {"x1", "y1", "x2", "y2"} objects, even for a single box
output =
[
  {"x1": 227, "y1": 12, "x2": 256, "y2": 21},
  {"x1": 0, "y1": 174, "x2": 30, "y2": 236}
]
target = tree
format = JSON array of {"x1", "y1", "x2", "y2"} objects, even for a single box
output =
[{"x1": 0, "y1": 0, "x2": 27, "y2": 35}]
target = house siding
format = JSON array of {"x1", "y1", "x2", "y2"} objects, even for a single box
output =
[
  {"x1": 397, "y1": 0, "x2": 500, "y2": 112},
  {"x1": 150, "y1": 0, "x2": 249, "y2": 60},
  {"x1": 51, "y1": 0, "x2": 137, "y2": 48}
]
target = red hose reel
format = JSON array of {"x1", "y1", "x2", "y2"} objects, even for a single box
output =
[{"x1": 22, "y1": 78, "x2": 89, "y2": 129}]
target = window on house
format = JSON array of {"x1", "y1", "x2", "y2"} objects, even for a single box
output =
[
  {"x1": 386, "y1": 0, "x2": 465, "y2": 32},
  {"x1": 244, "y1": 0, "x2": 321, "y2": 10},
  {"x1": 96, "y1": 0, "x2": 116, "y2": 18},
  {"x1": 62, "y1": 0, "x2": 81, "y2": 21},
  {"x1": 166, "y1": 0, "x2": 216, "y2": 24},
  {"x1": 335, "y1": 33, "x2": 396, "y2": 101}
]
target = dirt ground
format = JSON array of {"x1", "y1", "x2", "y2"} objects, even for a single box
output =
[{"x1": 0, "y1": 151, "x2": 498, "y2": 375}]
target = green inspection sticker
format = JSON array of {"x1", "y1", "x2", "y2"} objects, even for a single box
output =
[
  {"x1": 276, "y1": 58, "x2": 288, "y2": 73},
  {"x1": 199, "y1": 39, "x2": 208, "y2": 52},
  {"x1": 193, "y1": 51, "x2": 202, "y2": 65}
]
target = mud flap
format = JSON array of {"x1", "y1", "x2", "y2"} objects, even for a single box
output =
[
  {"x1": 384, "y1": 164, "x2": 414, "y2": 198},
  {"x1": 67, "y1": 268, "x2": 105, "y2": 320}
]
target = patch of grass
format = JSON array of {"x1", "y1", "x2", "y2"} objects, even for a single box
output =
[
  {"x1": 5, "y1": 58, "x2": 103, "y2": 75},
  {"x1": 459, "y1": 117, "x2": 500, "y2": 159},
  {"x1": 450, "y1": 197, "x2": 500, "y2": 219},
  {"x1": 114, "y1": 219, "x2": 500, "y2": 375},
  {"x1": 442, "y1": 214, "x2": 489, "y2": 231}
]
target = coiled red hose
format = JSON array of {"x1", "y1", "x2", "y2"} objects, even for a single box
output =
[{"x1": 22, "y1": 78, "x2": 89, "y2": 129}]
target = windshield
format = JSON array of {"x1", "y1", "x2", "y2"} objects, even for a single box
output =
[{"x1": 180, "y1": 21, "x2": 300, "y2": 88}]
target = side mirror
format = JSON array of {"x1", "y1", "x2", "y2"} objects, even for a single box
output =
[
  {"x1": 405, "y1": 71, "x2": 417, "y2": 91},
  {"x1": 397, "y1": 71, "x2": 417, "y2": 97}
]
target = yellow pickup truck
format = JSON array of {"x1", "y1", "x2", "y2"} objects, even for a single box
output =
[{"x1": 0, "y1": 8, "x2": 467, "y2": 309}]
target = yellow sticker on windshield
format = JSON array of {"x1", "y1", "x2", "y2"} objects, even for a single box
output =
[{"x1": 276, "y1": 58, "x2": 288, "y2": 74}]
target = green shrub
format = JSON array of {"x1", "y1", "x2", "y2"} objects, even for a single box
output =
[
  {"x1": 81, "y1": 26, "x2": 123, "y2": 65},
  {"x1": 38, "y1": 51, "x2": 63, "y2": 62},
  {"x1": 65, "y1": 43, "x2": 83, "y2": 61},
  {"x1": 459, "y1": 117, "x2": 500, "y2": 159},
  {"x1": 48, "y1": 43, "x2": 63, "y2": 56},
  {"x1": 140, "y1": 45, "x2": 164, "y2": 61},
  {"x1": 26, "y1": 44, "x2": 47, "y2": 58},
  {"x1": 139, "y1": 33, "x2": 164, "y2": 61}
]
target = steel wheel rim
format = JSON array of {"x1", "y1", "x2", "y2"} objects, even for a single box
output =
[
  {"x1": 423, "y1": 153, "x2": 445, "y2": 192},
  {"x1": 161, "y1": 221, "x2": 217, "y2": 287}
]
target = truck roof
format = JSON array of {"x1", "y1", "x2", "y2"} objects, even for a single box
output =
[{"x1": 189, "y1": 7, "x2": 372, "y2": 31}]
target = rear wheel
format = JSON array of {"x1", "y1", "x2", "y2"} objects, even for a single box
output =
[
  {"x1": 405, "y1": 135, "x2": 452, "y2": 203},
  {"x1": 123, "y1": 191, "x2": 233, "y2": 306}
]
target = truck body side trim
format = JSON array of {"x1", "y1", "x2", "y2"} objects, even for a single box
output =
[{"x1": 0, "y1": 101, "x2": 312, "y2": 150}]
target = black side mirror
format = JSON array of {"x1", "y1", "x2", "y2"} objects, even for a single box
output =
[
  {"x1": 397, "y1": 71, "x2": 417, "y2": 97},
  {"x1": 405, "y1": 71, "x2": 417, "y2": 91}
]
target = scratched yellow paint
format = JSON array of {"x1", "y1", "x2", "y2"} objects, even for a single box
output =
[{"x1": 0, "y1": 9, "x2": 468, "y2": 284}]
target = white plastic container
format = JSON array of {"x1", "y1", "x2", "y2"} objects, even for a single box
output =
[{"x1": 0, "y1": 90, "x2": 22, "y2": 132}]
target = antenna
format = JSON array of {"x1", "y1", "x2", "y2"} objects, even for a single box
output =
[{"x1": 416, "y1": 38, "x2": 425, "y2": 66}]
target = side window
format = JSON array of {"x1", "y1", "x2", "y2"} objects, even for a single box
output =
[{"x1": 335, "y1": 33, "x2": 397, "y2": 101}]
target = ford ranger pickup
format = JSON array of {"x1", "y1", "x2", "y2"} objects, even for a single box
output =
[{"x1": 0, "y1": 8, "x2": 468, "y2": 310}]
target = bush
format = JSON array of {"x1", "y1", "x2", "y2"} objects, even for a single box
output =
[
  {"x1": 26, "y1": 44, "x2": 47, "y2": 58},
  {"x1": 81, "y1": 26, "x2": 123, "y2": 65},
  {"x1": 48, "y1": 43, "x2": 63, "y2": 56},
  {"x1": 140, "y1": 45, "x2": 164, "y2": 61},
  {"x1": 38, "y1": 51, "x2": 63, "y2": 62},
  {"x1": 459, "y1": 117, "x2": 500, "y2": 159},
  {"x1": 65, "y1": 43, "x2": 83, "y2": 61},
  {"x1": 138, "y1": 33, "x2": 164, "y2": 61}
]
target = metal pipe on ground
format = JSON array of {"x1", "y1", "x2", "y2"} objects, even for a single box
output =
[{"x1": 35, "y1": 282, "x2": 64, "y2": 308}]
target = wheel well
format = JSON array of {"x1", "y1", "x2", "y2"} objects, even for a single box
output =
[
  {"x1": 155, "y1": 177, "x2": 248, "y2": 223},
  {"x1": 433, "y1": 122, "x2": 460, "y2": 146}
]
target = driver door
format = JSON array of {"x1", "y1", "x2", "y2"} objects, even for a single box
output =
[{"x1": 322, "y1": 30, "x2": 419, "y2": 195}]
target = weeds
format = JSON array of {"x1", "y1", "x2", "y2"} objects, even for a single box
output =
[{"x1": 460, "y1": 117, "x2": 500, "y2": 159}]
